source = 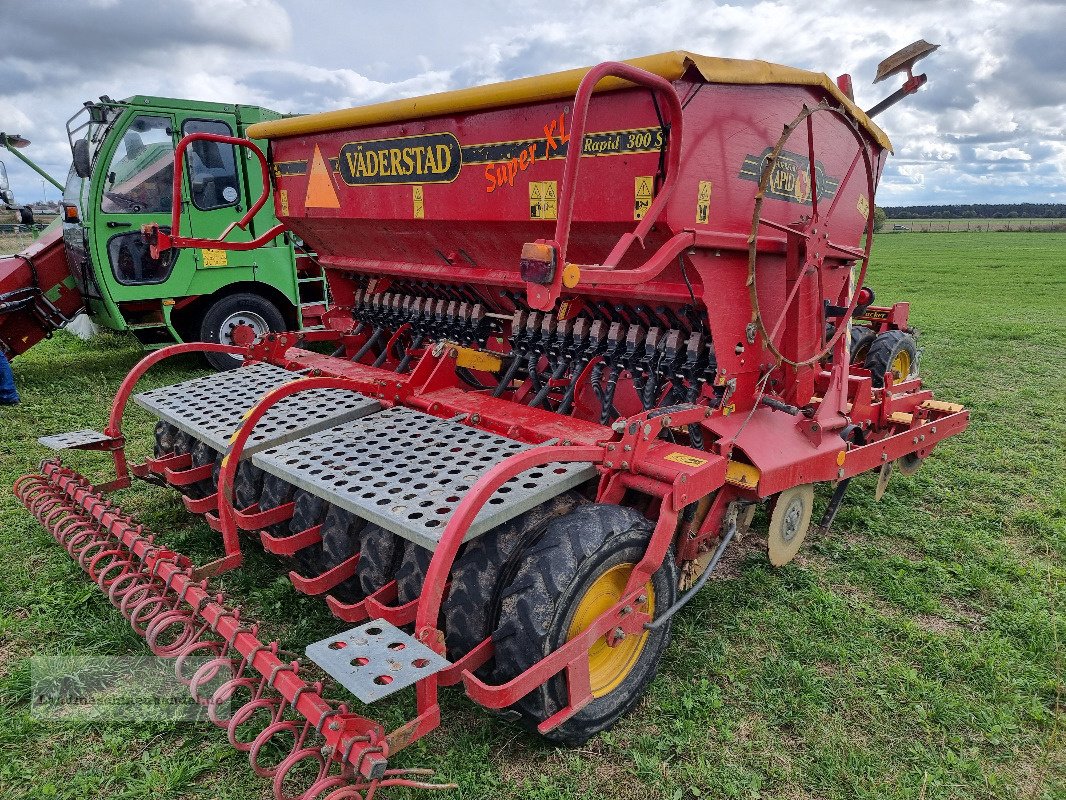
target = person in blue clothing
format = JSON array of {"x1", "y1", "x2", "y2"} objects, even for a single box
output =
[{"x1": 0, "y1": 350, "x2": 19, "y2": 405}]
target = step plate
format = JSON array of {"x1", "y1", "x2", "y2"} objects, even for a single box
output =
[
  {"x1": 38, "y1": 429, "x2": 114, "y2": 451},
  {"x1": 305, "y1": 621, "x2": 450, "y2": 704},
  {"x1": 133, "y1": 362, "x2": 380, "y2": 456},
  {"x1": 252, "y1": 406, "x2": 597, "y2": 551}
]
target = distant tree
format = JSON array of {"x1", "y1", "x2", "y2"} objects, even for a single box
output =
[{"x1": 873, "y1": 206, "x2": 887, "y2": 233}]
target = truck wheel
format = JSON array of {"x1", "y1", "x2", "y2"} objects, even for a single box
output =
[
  {"x1": 199, "y1": 293, "x2": 286, "y2": 371},
  {"x1": 864, "y1": 330, "x2": 917, "y2": 388},
  {"x1": 492, "y1": 504, "x2": 677, "y2": 745},
  {"x1": 442, "y1": 491, "x2": 584, "y2": 662}
]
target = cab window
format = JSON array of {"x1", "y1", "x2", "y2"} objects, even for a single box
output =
[
  {"x1": 182, "y1": 119, "x2": 240, "y2": 211},
  {"x1": 101, "y1": 115, "x2": 174, "y2": 214}
]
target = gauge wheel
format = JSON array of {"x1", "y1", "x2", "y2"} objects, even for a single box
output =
[
  {"x1": 864, "y1": 330, "x2": 918, "y2": 388},
  {"x1": 849, "y1": 325, "x2": 876, "y2": 364},
  {"x1": 199, "y1": 293, "x2": 286, "y2": 371},
  {"x1": 492, "y1": 504, "x2": 677, "y2": 745},
  {"x1": 767, "y1": 484, "x2": 815, "y2": 566}
]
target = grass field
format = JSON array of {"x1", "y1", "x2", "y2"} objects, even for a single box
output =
[{"x1": 0, "y1": 233, "x2": 1063, "y2": 800}]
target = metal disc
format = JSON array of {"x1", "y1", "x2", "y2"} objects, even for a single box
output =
[
  {"x1": 896, "y1": 452, "x2": 923, "y2": 476},
  {"x1": 767, "y1": 484, "x2": 814, "y2": 566}
]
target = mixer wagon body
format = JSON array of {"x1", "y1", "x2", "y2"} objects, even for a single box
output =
[{"x1": 16, "y1": 48, "x2": 967, "y2": 798}]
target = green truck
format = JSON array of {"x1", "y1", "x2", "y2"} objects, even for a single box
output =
[{"x1": 0, "y1": 96, "x2": 326, "y2": 369}]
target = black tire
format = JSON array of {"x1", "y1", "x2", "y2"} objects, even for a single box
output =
[
  {"x1": 849, "y1": 325, "x2": 876, "y2": 364},
  {"x1": 153, "y1": 421, "x2": 178, "y2": 458},
  {"x1": 288, "y1": 490, "x2": 328, "y2": 575},
  {"x1": 172, "y1": 432, "x2": 205, "y2": 498},
  {"x1": 234, "y1": 462, "x2": 265, "y2": 510},
  {"x1": 319, "y1": 505, "x2": 365, "y2": 602},
  {"x1": 258, "y1": 474, "x2": 296, "y2": 540},
  {"x1": 355, "y1": 524, "x2": 404, "y2": 598},
  {"x1": 395, "y1": 541, "x2": 434, "y2": 606},
  {"x1": 17, "y1": 207, "x2": 33, "y2": 225},
  {"x1": 864, "y1": 330, "x2": 918, "y2": 388},
  {"x1": 442, "y1": 491, "x2": 583, "y2": 662},
  {"x1": 188, "y1": 441, "x2": 217, "y2": 498},
  {"x1": 199, "y1": 292, "x2": 287, "y2": 371},
  {"x1": 492, "y1": 504, "x2": 678, "y2": 745}
]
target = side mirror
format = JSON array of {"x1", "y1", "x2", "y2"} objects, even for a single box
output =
[
  {"x1": 73, "y1": 138, "x2": 91, "y2": 178},
  {"x1": 1, "y1": 189, "x2": 12, "y2": 204}
]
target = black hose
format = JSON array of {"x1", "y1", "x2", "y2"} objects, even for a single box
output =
[
  {"x1": 601, "y1": 365, "x2": 622, "y2": 424},
  {"x1": 492, "y1": 352, "x2": 524, "y2": 398},
  {"x1": 351, "y1": 328, "x2": 382, "y2": 362},
  {"x1": 557, "y1": 357, "x2": 589, "y2": 415},
  {"x1": 530, "y1": 359, "x2": 568, "y2": 408}
]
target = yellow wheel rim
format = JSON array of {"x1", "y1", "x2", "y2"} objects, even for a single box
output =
[
  {"x1": 566, "y1": 563, "x2": 654, "y2": 698},
  {"x1": 890, "y1": 350, "x2": 911, "y2": 381}
]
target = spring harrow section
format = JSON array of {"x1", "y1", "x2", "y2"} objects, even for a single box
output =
[{"x1": 14, "y1": 460, "x2": 453, "y2": 799}]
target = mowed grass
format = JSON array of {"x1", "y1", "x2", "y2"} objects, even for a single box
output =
[{"x1": 0, "y1": 233, "x2": 1063, "y2": 799}]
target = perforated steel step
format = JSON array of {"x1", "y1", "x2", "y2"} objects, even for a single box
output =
[
  {"x1": 38, "y1": 429, "x2": 114, "y2": 451},
  {"x1": 252, "y1": 406, "x2": 598, "y2": 551},
  {"x1": 133, "y1": 362, "x2": 380, "y2": 456},
  {"x1": 305, "y1": 621, "x2": 449, "y2": 704}
]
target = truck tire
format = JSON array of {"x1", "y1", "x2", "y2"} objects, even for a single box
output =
[
  {"x1": 199, "y1": 293, "x2": 286, "y2": 371},
  {"x1": 864, "y1": 330, "x2": 918, "y2": 388},
  {"x1": 492, "y1": 504, "x2": 678, "y2": 745}
]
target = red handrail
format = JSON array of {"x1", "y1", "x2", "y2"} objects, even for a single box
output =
[{"x1": 147, "y1": 132, "x2": 287, "y2": 255}]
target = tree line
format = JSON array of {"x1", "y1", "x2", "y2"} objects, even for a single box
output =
[{"x1": 881, "y1": 203, "x2": 1066, "y2": 219}]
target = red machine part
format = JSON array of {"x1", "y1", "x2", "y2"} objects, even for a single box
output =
[{"x1": 0, "y1": 226, "x2": 84, "y2": 358}]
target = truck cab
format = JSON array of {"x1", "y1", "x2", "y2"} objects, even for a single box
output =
[{"x1": 63, "y1": 96, "x2": 326, "y2": 367}]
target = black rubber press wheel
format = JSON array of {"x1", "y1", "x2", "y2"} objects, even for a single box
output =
[
  {"x1": 865, "y1": 330, "x2": 918, "y2": 388},
  {"x1": 492, "y1": 504, "x2": 677, "y2": 745}
]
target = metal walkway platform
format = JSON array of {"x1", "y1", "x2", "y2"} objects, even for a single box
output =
[
  {"x1": 252, "y1": 406, "x2": 598, "y2": 551},
  {"x1": 133, "y1": 362, "x2": 380, "y2": 455}
]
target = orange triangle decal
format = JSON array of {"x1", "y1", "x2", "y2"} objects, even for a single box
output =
[{"x1": 304, "y1": 145, "x2": 340, "y2": 209}]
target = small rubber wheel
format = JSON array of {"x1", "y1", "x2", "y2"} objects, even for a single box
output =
[
  {"x1": 188, "y1": 441, "x2": 218, "y2": 498},
  {"x1": 395, "y1": 541, "x2": 433, "y2": 605},
  {"x1": 318, "y1": 505, "x2": 365, "y2": 602},
  {"x1": 864, "y1": 330, "x2": 918, "y2": 388},
  {"x1": 442, "y1": 491, "x2": 583, "y2": 662},
  {"x1": 288, "y1": 490, "x2": 327, "y2": 575},
  {"x1": 171, "y1": 432, "x2": 204, "y2": 498},
  {"x1": 767, "y1": 484, "x2": 814, "y2": 567},
  {"x1": 153, "y1": 421, "x2": 178, "y2": 457},
  {"x1": 355, "y1": 524, "x2": 404, "y2": 598},
  {"x1": 492, "y1": 503, "x2": 678, "y2": 745},
  {"x1": 849, "y1": 325, "x2": 876, "y2": 364},
  {"x1": 199, "y1": 293, "x2": 287, "y2": 371}
]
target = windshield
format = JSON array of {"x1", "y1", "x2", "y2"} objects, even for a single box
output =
[
  {"x1": 0, "y1": 161, "x2": 8, "y2": 192},
  {"x1": 101, "y1": 115, "x2": 174, "y2": 214}
]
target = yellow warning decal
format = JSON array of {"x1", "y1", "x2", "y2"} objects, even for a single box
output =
[
  {"x1": 856, "y1": 193, "x2": 870, "y2": 220},
  {"x1": 278, "y1": 189, "x2": 289, "y2": 216},
  {"x1": 696, "y1": 180, "x2": 712, "y2": 224},
  {"x1": 634, "y1": 175, "x2": 654, "y2": 220},
  {"x1": 202, "y1": 249, "x2": 228, "y2": 267},
  {"x1": 664, "y1": 452, "x2": 708, "y2": 467},
  {"x1": 305, "y1": 145, "x2": 341, "y2": 209},
  {"x1": 529, "y1": 180, "x2": 557, "y2": 220},
  {"x1": 413, "y1": 185, "x2": 425, "y2": 219},
  {"x1": 725, "y1": 460, "x2": 760, "y2": 488},
  {"x1": 556, "y1": 300, "x2": 571, "y2": 320}
]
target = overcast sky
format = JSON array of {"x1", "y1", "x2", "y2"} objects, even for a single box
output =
[{"x1": 2, "y1": 0, "x2": 1064, "y2": 206}]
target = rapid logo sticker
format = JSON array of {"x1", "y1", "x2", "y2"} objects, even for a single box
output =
[
  {"x1": 739, "y1": 148, "x2": 840, "y2": 205},
  {"x1": 337, "y1": 133, "x2": 462, "y2": 186}
]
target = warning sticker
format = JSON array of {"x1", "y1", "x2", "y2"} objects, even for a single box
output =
[
  {"x1": 202, "y1": 249, "x2": 228, "y2": 268},
  {"x1": 413, "y1": 185, "x2": 425, "y2": 219},
  {"x1": 278, "y1": 189, "x2": 289, "y2": 217},
  {"x1": 529, "y1": 180, "x2": 558, "y2": 220},
  {"x1": 696, "y1": 180, "x2": 712, "y2": 224},
  {"x1": 856, "y1": 193, "x2": 870, "y2": 220},
  {"x1": 664, "y1": 452, "x2": 708, "y2": 467},
  {"x1": 305, "y1": 145, "x2": 341, "y2": 209},
  {"x1": 634, "y1": 175, "x2": 654, "y2": 220}
]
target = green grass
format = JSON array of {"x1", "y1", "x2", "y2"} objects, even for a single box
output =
[{"x1": 1, "y1": 233, "x2": 1063, "y2": 799}]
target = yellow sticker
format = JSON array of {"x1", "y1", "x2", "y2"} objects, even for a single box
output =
[
  {"x1": 202, "y1": 249, "x2": 228, "y2": 267},
  {"x1": 856, "y1": 193, "x2": 870, "y2": 220},
  {"x1": 664, "y1": 451, "x2": 708, "y2": 467},
  {"x1": 721, "y1": 403, "x2": 736, "y2": 416},
  {"x1": 696, "y1": 180, "x2": 712, "y2": 224},
  {"x1": 413, "y1": 185, "x2": 425, "y2": 219},
  {"x1": 557, "y1": 300, "x2": 571, "y2": 320},
  {"x1": 529, "y1": 181, "x2": 558, "y2": 220},
  {"x1": 278, "y1": 189, "x2": 289, "y2": 216},
  {"x1": 634, "y1": 175, "x2": 654, "y2": 220}
]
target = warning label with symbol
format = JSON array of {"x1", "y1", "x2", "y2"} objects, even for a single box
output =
[
  {"x1": 634, "y1": 175, "x2": 654, "y2": 220},
  {"x1": 856, "y1": 193, "x2": 870, "y2": 220},
  {"x1": 529, "y1": 181, "x2": 558, "y2": 220},
  {"x1": 413, "y1": 185, "x2": 425, "y2": 219},
  {"x1": 696, "y1": 180, "x2": 712, "y2": 224}
]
